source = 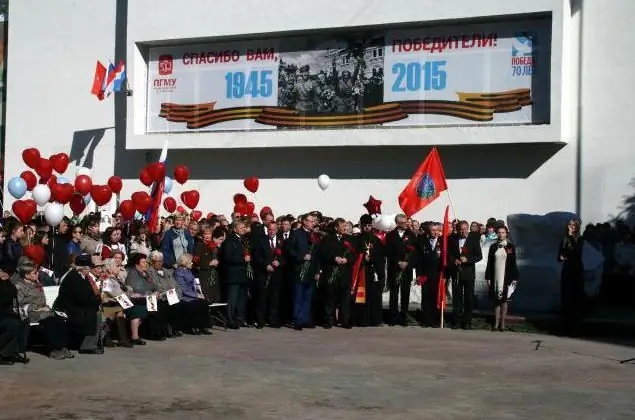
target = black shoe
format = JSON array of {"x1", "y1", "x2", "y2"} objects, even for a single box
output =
[
  {"x1": 451, "y1": 325, "x2": 459, "y2": 330},
  {"x1": 188, "y1": 329, "x2": 201, "y2": 335},
  {"x1": 256, "y1": 324, "x2": 264, "y2": 330},
  {"x1": 498, "y1": 327, "x2": 505, "y2": 332},
  {"x1": 293, "y1": 325, "x2": 303, "y2": 331},
  {"x1": 228, "y1": 324, "x2": 240, "y2": 330},
  {"x1": 172, "y1": 330, "x2": 183, "y2": 337},
  {"x1": 13, "y1": 354, "x2": 30, "y2": 364},
  {"x1": 323, "y1": 324, "x2": 333, "y2": 329},
  {"x1": 200, "y1": 328, "x2": 213, "y2": 335},
  {"x1": 269, "y1": 323, "x2": 281, "y2": 329},
  {"x1": 242, "y1": 323, "x2": 252, "y2": 328},
  {"x1": 462, "y1": 324, "x2": 472, "y2": 330},
  {"x1": 342, "y1": 324, "x2": 352, "y2": 330},
  {"x1": 103, "y1": 338, "x2": 116, "y2": 348},
  {"x1": 79, "y1": 349, "x2": 105, "y2": 355},
  {"x1": 0, "y1": 357, "x2": 15, "y2": 365},
  {"x1": 131, "y1": 338, "x2": 146, "y2": 345},
  {"x1": 303, "y1": 324, "x2": 315, "y2": 329},
  {"x1": 118, "y1": 340, "x2": 134, "y2": 348}
]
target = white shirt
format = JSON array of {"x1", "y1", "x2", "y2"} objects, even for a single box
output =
[
  {"x1": 458, "y1": 238, "x2": 466, "y2": 249},
  {"x1": 397, "y1": 229, "x2": 404, "y2": 238}
]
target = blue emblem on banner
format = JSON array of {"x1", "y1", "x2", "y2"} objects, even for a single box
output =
[{"x1": 415, "y1": 173, "x2": 436, "y2": 199}]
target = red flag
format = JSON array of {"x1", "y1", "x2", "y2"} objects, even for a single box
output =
[
  {"x1": 398, "y1": 147, "x2": 448, "y2": 217},
  {"x1": 91, "y1": 61, "x2": 107, "y2": 100},
  {"x1": 437, "y1": 205, "x2": 450, "y2": 309},
  {"x1": 147, "y1": 178, "x2": 165, "y2": 234}
]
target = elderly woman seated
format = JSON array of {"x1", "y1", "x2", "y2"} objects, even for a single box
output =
[
  {"x1": 125, "y1": 253, "x2": 168, "y2": 341},
  {"x1": 53, "y1": 254, "x2": 105, "y2": 354},
  {"x1": 14, "y1": 259, "x2": 73, "y2": 360},
  {"x1": 0, "y1": 268, "x2": 29, "y2": 365},
  {"x1": 110, "y1": 249, "x2": 129, "y2": 282},
  {"x1": 174, "y1": 253, "x2": 212, "y2": 335},
  {"x1": 101, "y1": 258, "x2": 148, "y2": 347},
  {"x1": 146, "y1": 250, "x2": 183, "y2": 338}
]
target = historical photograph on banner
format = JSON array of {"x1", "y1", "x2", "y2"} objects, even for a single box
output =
[{"x1": 146, "y1": 16, "x2": 551, "y2": 133}]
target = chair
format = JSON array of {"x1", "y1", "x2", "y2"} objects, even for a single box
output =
[
  {"x1": 30, "y1": 286, "x2": 61, "y2": 326},
  {"x1": 209, "y1": 303, "x2": 228, "y2": 331}
]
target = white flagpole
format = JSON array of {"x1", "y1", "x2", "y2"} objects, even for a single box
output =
[{"x1": 445, "y1": 189, "x2": 458, "y2": 221}]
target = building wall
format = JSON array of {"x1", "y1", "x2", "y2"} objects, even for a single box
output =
[{"x1": 2, "y1": 0, "x2": 632, "y2": 225}]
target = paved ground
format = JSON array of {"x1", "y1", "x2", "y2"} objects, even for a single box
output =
[{"x1": 0, "y1": 326, "x2": 634, "y2": 420}]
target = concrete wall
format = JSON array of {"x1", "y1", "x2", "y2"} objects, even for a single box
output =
[{"x1": 3, "y1": 0, "x2": 631, "y2": 225}]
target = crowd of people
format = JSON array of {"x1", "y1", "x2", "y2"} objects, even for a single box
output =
[{"x1": 0, "y1": 203, "x2": 623, "y2": 365}]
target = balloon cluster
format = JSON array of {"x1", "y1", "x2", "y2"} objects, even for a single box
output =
[{"x1": 7, "y1": 148, "x2": 123, "y2": 227}]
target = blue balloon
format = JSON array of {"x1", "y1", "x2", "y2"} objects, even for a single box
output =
[
  {"x1": 8, "y1": 177, "x2": 27, "y2": 199},
  {"x1": 164, "y1": 176, "x2": 173, "y2": 194},
  {"x1": 57, "y1": 176, "x2": 71, "y2": 184},
  {"x1": 84, "y1": 194, "x2": 92, "y2": 204}
]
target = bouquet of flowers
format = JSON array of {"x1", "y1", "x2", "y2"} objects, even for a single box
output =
[
  {"x1": 243, "y1": 241, "x2": 254, "y2": 280},
  {"x1": 395, "y1": 244, "x2": 416, "y2": 287},
  {"x1": 328, "y1": 240, "x2": 355, "y2": 284},
  {"x1": 207, "y1": 241, "x2": 219, "y2": 287},
  {"x1": 267, "y1": 246, "x2": 283, "y2": 288},
  {"x1": 299, "y1": 233, "x2": 319, "y2": 283}
]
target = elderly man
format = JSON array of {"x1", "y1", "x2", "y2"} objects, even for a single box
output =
[
  {"x1": 220, "y1": 219, "x2": 251, "y2": 329},
  {"x1": 54, "y1": 254, "x2": 105, "y2": 354},
  {"x1": 147, "y1": 250, "x2": 183, "y2": 338}
]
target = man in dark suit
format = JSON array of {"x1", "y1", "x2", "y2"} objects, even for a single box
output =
[
  {"x1": 447, "y1": 220, "x2": 483, "y2": 329},
  {"x1": 319, "y1": 218, "x2": 356, "y2": 329},
  {"x1": 287, "y1": 214, "x2": 319, "y2": 330},
  {"x1": 252, "y1": 220, "x2": 285, "y2": 328},
  {"x1": 416, "y1": 222, "x2": 443, "y2": 327},
  {"x1": 385, "y1": 214, "x2": 418, "y2": 326},
  {"x1": 354, "y1": 215, "x2": 385, "y2": 327},
  {"x1": 220, "y1": 220, "x2": 251, "y2": 329}
]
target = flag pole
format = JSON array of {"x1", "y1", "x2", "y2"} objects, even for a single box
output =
[{"x1": 445, "y1": 189, "x2": 458, "y2": 221}]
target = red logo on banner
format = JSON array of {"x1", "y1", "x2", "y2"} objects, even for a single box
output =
[{"x1": 159, "y1": 55, "x2": 173, "y2": 75}]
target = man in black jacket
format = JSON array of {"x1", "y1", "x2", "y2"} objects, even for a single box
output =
[
  {"x1": 252, "y1": 220, "x2": 285, "y2": 328},
  {"x1": 447, "y1": 221, "x2": 483, "y2": 329},
  {"x1": 287, "y1": 214, "x2": 319, "y2": 330},
  {"x1": 416, "y1": 222, "x2": 443, "y2": 327},
  {"x1": 385, "y1": 214, "x2": 418, "y2": 326},
  {"x1": 220, "y1": 220, "x2": 251, "y2": 329}
]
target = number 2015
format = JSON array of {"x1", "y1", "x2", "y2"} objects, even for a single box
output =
[
  {"x1": 225, "y1": 70, "x2": 273, "y2": 99},
  {"x1": 391, "y1": 61, "x2": 447, "y2": 92}
]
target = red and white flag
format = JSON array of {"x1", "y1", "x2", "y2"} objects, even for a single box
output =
[
  {"x1": 90, "y1": 61, "x2": 107, "y2": 100},
  {"x1": 398, "y1": 147, "x2": 448, "y2": 217}
]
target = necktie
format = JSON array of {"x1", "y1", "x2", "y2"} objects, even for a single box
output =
[{"x1": 270, "y1": 237, "x2": 275, "y2": 251}]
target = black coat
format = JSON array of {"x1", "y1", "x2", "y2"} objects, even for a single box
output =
[
  {"x1": 447, "y1": 234, "x2": 483, "y2": 281},
  {"x1": 356, "y1": 232, "x2": 385, "y2": 280},
  {"x1": 0, "y1": 280, "x2": 19, "y2": 318},
  {"x1": 385, "y1": 229, "x2": 418, "y2": 281},
  {"x1": 415, "y1": 235, "x2": 443, "y2": 282},
  {"x1": 287, "y1": 229, "x2": 320, "y2": 283},
  {"x1": 485, "y1": 242, "x2": 520, "y2": 295},
  {"x1": 220, "y1": 234, "x2": 250, "y2": 285},
  {"x1": 54, "y1": 270, "x2": 101, "y2": 335},
  {"x1": 48, "y1": 233, "x2": 70, "y2": 278},
  {"x1": 319, "y1": 234, "x2": 357, "y2": 287}
]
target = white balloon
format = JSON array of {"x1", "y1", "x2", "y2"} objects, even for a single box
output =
[
  {"x1": 317, "y1": 174, "x2": 330, "y2": 191},
  {"x1": 374, "y1": 215, "x2": 392, "y2": 231},
  {"x1": 44, "y1": 202, "x2": 64, "y2": 227},
  {"x1": 76, "y1": 167, "x2": 91, "y2": 177},
  {"x1": 387, "y1": 214, "x2": 398, "y2": 230},
  {"x1": 32, "y1": 184, "x2": 51, "y2": 206}
]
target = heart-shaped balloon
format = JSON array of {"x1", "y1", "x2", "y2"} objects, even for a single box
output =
[
  {"x1": 173, "y1": 165, "x2": 190, "y2": 185},
  {"x1": 23, "y1": 244, "x2": 46, "y2": 265},
  {"x1": 119, "y1": 200, "x2": 136, "y2": 220},
  {"x1": 69, "y1": 194, "x2": 87, "y2": 215},
  {"x1": 132, "y1": 191, "x2": 152, "y2": 214},
  {"x1": 22, "y1": 148, "x2": 41, "y2": 169},
  {"x1": 191, "y1": 210, "x2": 202, "y2": 221},
  {"x1": 234, "y1": 202, "x2": 247, "y2": 215},
  {"x1": 90, "y1": 185, "x2": 113, "y2": 207},
  {"x1": 108, "y1": 176, "x2": 123, "y2": 194},
  {"x1": 139, "y1": 168, "x2": 153, "y2": 187},
  {"x1": 12, "y1": 199, "x2": 37, "y2": 224},
  {"x1": 146, "y1": 162, "x2": 166, "y2": 183},
  {"x1": 246, "y1": 201, "x2": 255, "y2": 215},
  {"x1": 163, "y1": 197, "x2": 177, "y2": 213},
  {"x1": 51, "y1": 183, "x2": 75, "y2": 204},
  {"x1": 20, "y1": 171, "x2": 37, "y2": 191},
  {"x1": 233, "y1": 193, "x2": 247, "y2": 204},
  {"x1": 74, "y1": 175, "x2": 92, "y2": 196},
  {"x1": 180, "y1": 190, "x2": 200, "y2": 210},
  {"x1": 50, "y1": 153, "x2": 69, "y2": 174},
  {"x1": 36, "y1": 158, "x2": 53, "y2": 181},
  {"x1": 177, "y1": 205, "x2": 186, "y2": 214}
]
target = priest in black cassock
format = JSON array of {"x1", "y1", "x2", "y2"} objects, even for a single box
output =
[{"x1": 352, "y1": 215, "x2": 385, "y2": 327}]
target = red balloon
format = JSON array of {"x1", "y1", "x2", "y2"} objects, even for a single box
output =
[
  {"x1": 243, "y1": 177, "x2": 259, "y2": 193},
  {"x1": 50, "y1": 183, "x2": 75, "y2": 204},
  {"x1": 23, "y1": 244, "x2": 45, "y2": 265},
  {"x1": 191, "y1": 210, "x2": 202, "y2": 221},
  {"x1": 74, "y1": 175, "x2": 92, "y2": 196},
  {"x1": 50, "y1": 153, "x2": 69, "y2": 174},
  {"x1": 233, "y1": 193, "x2": 247, "y2": 204},
  {"x1": 22, "y1": 148, "x2": 41, "y2": 169},
  {"x1": 177, "y1": 205, "x2": 186, "y2": 214},
  {"x1": 12, "y1": 199, "x2": 37, "y2": 224},
  {"x1": 363, "y1": 195, "x2": 383, "y2": 215},
  {"x1": 233, "y1": 202, "x2": 247, "y2": 215},
  {"x1": 20, "y1": 171, "x2": 37, "y2": 191},
  {"x1": 139, "y1": 168, "x2": 153, "y2": 187},
  {"x1": 46, "y1": 174, "x2": 58, "y2": 187},
  {"x1": 119, "y1": 200, "x2": 136, "y2": 221},
  {"x1": 206, "y1": 212, "x2": 214, "y2": 219},
  {"x1": 246, "y1": 201, "x2": 255, "y2": 214},
  {"x1": 163, "y1": 197, "x2": 177, "y2": 213},
  {"x1": 146, "y1": 162, "x2": 166, "y2": 183},
  {"x1": 260, "y1": 206, "x2": 273, "y2": 217},
  {"x1": 173, "y1": 165, "x2": 190, "y2": 185},
  {"x1": 131, "y1": 191, "x2": 152, "y2": 214},
  {"x1": 36, "y1": 158, "x2": 53, "y2": 181},
  {"x1": 69, "y1": 194, "x2": 86, "y2": 215},
  {"x1": 180, "y1": 190, "x2": 200, "y2": 209},
  {"x1": 91, "y1": 185, "x2": 113, "y2": 207},
  {"x1": 108, "y1": 176, "x2": 123, "y2": 194}
]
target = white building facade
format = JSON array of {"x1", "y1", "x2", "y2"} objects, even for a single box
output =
[{"x1": 2, "y1": 0, "x2": 633, "y2": 225}]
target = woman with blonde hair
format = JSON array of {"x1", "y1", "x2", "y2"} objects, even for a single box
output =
[
  {"x1": 174, "y1": 253, "x2": 212, "y2": 335},
  {"x1": 557, "y1": 218, "x2": 585, "y2": 334}
]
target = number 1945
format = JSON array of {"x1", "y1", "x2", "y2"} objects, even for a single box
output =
[{"x1": 225, "y1": 70, "x2": 273, "y2": 99}]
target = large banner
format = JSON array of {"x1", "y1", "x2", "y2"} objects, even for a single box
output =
[{"x1": 146, "y1": 17, "x2": 551, "y2": 133}]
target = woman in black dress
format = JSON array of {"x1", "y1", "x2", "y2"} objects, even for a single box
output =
[
  {"x1": 485, "y1": 226, "x2": 519, "y2": 332},
  {"x1": 557, "y1": 218, "x2": 585, "y2": 334}
]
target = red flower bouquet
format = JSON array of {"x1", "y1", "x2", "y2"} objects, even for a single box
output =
[{"x1": 396, "y1": 244, "x2": 416, "y2": 286}]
